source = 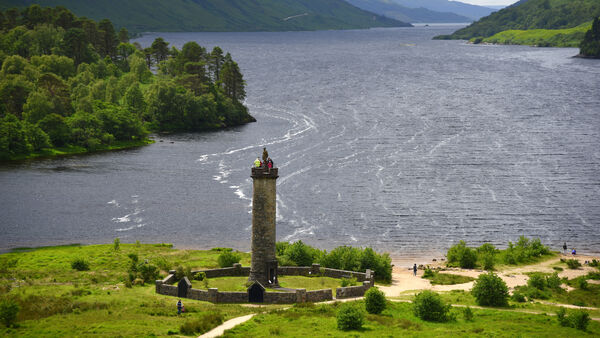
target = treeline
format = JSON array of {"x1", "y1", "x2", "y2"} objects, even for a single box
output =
[
  {"x1": 275, "y1": 241, "x2": 393, "y2": 283},
  {"x1": 580, "y1": 17, "x2": 600, "y2": 57},
  {"x1": 434, "y1": 0, "x2": 600, "y2": 40},
  {"x1": 0, "y1": 5, "x2": 254, "y2": 161}
]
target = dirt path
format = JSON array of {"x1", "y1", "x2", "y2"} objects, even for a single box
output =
[{"x1": 381, "y1": 254, "x2": 599, "y2": 297}]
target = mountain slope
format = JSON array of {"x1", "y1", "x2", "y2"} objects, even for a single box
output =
[
  {"x1": 346, "y1": 0, "x2": 472, "y2": 23},
  {"x1": 390, "y1": 0, "x2": 495, "y2": 20},
  {"x1": 434, "y1": 0, "x2": 600, "y2": 40},
  {"x1": 0, "y1": 0, "x2": 411, "y2": 32}
]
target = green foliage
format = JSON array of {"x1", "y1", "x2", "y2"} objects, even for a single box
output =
[
  {"x1": 412, "y1": 290, "x2": 451, "y2": 322},
  {"x1": 0, "y1": 5, "x2": 254, "y2": 161},
  {"x1": 283, "y1": 240, "x2": 315, "y2": 267},
  {"x1": 113, "y1": 238, "x2": 120, "y2": 251},
  {"x1": 320, "y1": 245, "x2": 392, "y2": 283},
  {"x1": 422, "y1": 268, "x2": 435, "y2": 278},
  {"x1": 511, "y1": 292, "x2": 526, "y2": 302},
  {"x1": 479, "y1": 22, "x2": 592, "y2": 47},
  {"x1": 471, "y1": 272, "x2": 509, "y2": 307},
  {"x1": 557, "y1": 308, "x2": 590, "y2": 331},
  {"x1": 435, "y1": 0, "x2": 600, "y2": 40},
  {"x1": 556, "y1": 307, "x2": 569, "y2": 326},
  {"x1": 340, "y1": 277, "x2": 356, "y2": 287},
  {"x1": 194, "y1": 271, "x2": 206, "y2": 281},
  {"x1": 580, "y1": 16, "x2": 600, "y2": 57},
  {"x1": 421, "y1": 270, "x2": 475, "y2": 285},
  {"x1": 528, "y1": 273, "x2": 547, "y2": 290},
  {"x1": 364, "y1": 287, "x2": 386, "y2": 314},
  {"x1": 71, "y1": 258, "x2": 90, "y2": 271},
  {"x1": 463, "y1": 306, "x2": 474, "y2": 321},
  {"x1": 478, "y1": 243, "x2": 497, "y2": 270},
  {"x1": 0, "y1": 299, "x2": 19, "y2": 327},
  {"x1": 336, "y1": 302, "x2": 364, "y2": 330},
  {"x1": 502, "y1": 236, "x2": 552, "y2": 265},
  {"x1": 217, "y1": 251, "x2": 241, "y2": 268},
  {"x1": 179, "y1": 311, "x2": 223, "y2": 335},
  {"x1": 566, "y1": 259, "x2": 582, "y2": 269},
  {"x1": 447, "y1": 240, "x2": 477, "y2": 269}
]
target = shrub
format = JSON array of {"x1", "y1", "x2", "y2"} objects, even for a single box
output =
[
  {"x1": 553, "y1": 266, "x2": 564, "y2": 271},
  {"x1": 527, "y1": 273, "x2": 546, "y2": 290},
  {"x1": 577, "y1": 278, "x2": 588, "y2": 290},
  {"x1": 422, "y1": 268, "x2": 435, "y2": 278},
  {"x1": 340, "y1": 277, "x2": 356, "y2": 287},
  {"x1": 217, "y1": 251, "x2": 241, "y2": 268},
  {"x1": 284, "y1": 240, "x2": 315, "y2": 266},
  {"x1": 364, "y1": 288, "x2": 386, "y2": 314},
  {"x1": 194, "y1": 271, "x2": 206, "y2": 281},
  {"x1": 179, "y1": 311, "x2": 223, "y2": 335},
  {"x1": 139, "y1": 263, "x2": 160, "y2": 283},
  {"x1": 447, "y1": 241, "x2": 477, "y2": 269},
  {"x1": 571, "y1": 310, "x2": 590, "y2": 331},
  {"x1": 566, "y1": 259, "x2": 581, "y2": 269},
  {"x1": 471, "y1": 272, "x2": 509, "y2": 306},
  {"x1": 481, "y1": 253, "x2": 495, "y2": 270},
  {"x1": 556, "y1": 307, "x2": 569, "y2": 327},
  {"x1": 463, "y1": 306, "x2": 474, "y2": 321},
  {"x1": 71, "y1": 258, "x2": 90, "y2": 271},
  {"x1": 413, "y1": 290, "x2": 451, "y2": 322},
  {"x1": 113, "y1": 237, "x2": 120, "y2": 251},
  {"x1": 546, "y1": 272, "x2": 562, "y2": 290},
  {"x1": 589, "y1": 259, "x2": 600, "y2": 267},
  {"x1": 511, "y1": 292, "x2": 526, "y2": 302},
  {"x1": 0, "y1": 299, "x2": 19, "y2": 327},
  {"x1": 336, "y1": 303, "x2": 364, "y2": 330}
]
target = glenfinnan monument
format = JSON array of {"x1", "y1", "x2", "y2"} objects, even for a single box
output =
[{"x1": 248, "y1": 158, "x2": 279, "y2": 287}]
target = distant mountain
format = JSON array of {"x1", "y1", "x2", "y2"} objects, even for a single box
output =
[
  {"x1": 390, "y1": 0, "x2": 496, "y2": 20},
  {"x1": 0, "y1": 0, "x2": 411, "y2": 32},
  {"x1": 346, "y1": 0, "x2": 472, "y2": 23},
  {"x1": 434, "y1": 0, "x2": 600, "y2": 40}
]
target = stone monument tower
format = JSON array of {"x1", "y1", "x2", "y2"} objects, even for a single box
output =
[{"x1": 248, "y1": 164, "x2": 279, "y2": 287}]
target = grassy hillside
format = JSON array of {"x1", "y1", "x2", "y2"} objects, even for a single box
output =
[
  {"x1": 391, "y1": 0, "x2": 495, "y2": 20},
  {"x1": 474, "y1": 21, "x2": 592, "y2": 47},
  {"x1": 434, "y1": 0, "x2": 600, "y2": 40},
  {"x1": 345, "y1": 0, "x2": 471, "y2": 23},
  {"x1": 0, "y1": 0, "x2": 410, "y2": 32}
]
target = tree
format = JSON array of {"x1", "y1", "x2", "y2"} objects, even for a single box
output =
[
  {"x1": 30, "y1": 54, "x2": 75, "y2": 79},
  {"x1": 98, "y1": 19, "x2": 118, "y2": 60},
  {"x1": 0, "y1": 114, "x2": 31, "y2": 157},
  {"x1": 61, "y1": 28, "x2": 95, "y2": 65},
  {"x1": 580, "y1": 16, "x2": 600, "y2": 57},
  {"x1": 0, "y1": 75, "x2": 34, "y2": 118},
  {"x1": 124, "y1": 83, "x2": 146, "y2": 116},
  {"x1": 220, "y1": 54, "x2": 245, "y2": 102},
  {"x1": 364, "y1": 287, "x2": 386, "y2": 314},
  {"x1": 284, "y1": 240, "x2": 314, "y2": 266},
  {"x1": 28, "y1": 23, "x2": 64, "y2": 56},
  {"x1": 471, "y1": 272, "x2": 509, "y2": 306},
  {"x1": 151, "y1": 37, "x2": 169, "y2": 64},
  {"x1": 37, "y1": 113, "x2": 71, "y2": 146},
  {"x1": 447, "y1": 240, "x2": 477, "y2": 269},
  {"x1": 37, "y1": 73, "x2": 72, "y2": 116},
  {"x1": 209, "y1": 46, "x2": 224, "y2": 82},
  {"x1": 23, "y1": 90, "x2": 54, "y2": 123},
  {"x1": 118, "y1": 27, "x2": 129, "y2": 43}
]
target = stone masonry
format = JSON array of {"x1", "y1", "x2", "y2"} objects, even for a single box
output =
[{"x1": 249, "y1": 166, "x2": 279, "y2": 286}]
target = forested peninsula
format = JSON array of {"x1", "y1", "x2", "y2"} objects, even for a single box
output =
[
  {"x1": 433, "y1": 0, "x2": 600, "y2": 54},
  {"x1": 0, "y1": 5, "x2": 254, "y2": 161}
]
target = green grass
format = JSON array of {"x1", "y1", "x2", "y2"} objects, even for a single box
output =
[
  {"x1": 477, "y1": 22, "x2": 592, "y2": 47},
  {"x1": 422, "y1": 272, "x2": 475, "y2": 285},
  {"x1": 222, "y1": 300, "x2": 600, "y2": 337},
  {"x1": 4, "y1": 138, "x2": 155, "y2": 162}
]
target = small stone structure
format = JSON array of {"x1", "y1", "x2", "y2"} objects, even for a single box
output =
[{"x1": 155, "y1": 263, "x2": 374, "y2": 304}]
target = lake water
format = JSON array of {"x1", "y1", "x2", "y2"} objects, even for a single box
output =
[{"x1": 2, "y1": 26, "x2": 599, "y2": 263}]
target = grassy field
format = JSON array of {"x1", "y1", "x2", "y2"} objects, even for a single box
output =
[
  {"x1": 475, "y1": 22, "x2": 592, "y2": 47},
  {"x1": 223, "y1": 300, "x2": 600, "y2": 337},
  {"x1": 422, "y1": 271, "x2": 475, "y2": 285}
]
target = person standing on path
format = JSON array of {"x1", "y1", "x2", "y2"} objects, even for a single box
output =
[
  {"x1": 563, "y1": 242, "x2": 567, "y2": 254},
  {"x1": 262, "y1": 147, "x2": 269, "y2": 165},
  {"x1": 413, "y1": 264, "x2": 417, "y2": 276},
  {"x1": 177, "y1": 299, "x2": 183, "y2": 315}
]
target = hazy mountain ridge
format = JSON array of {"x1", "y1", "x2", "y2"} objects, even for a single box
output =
[
  {"x1": 390, "y1": 0, "x2": 496, "y2": 20},
  {"x1": 0, "y1": 0, "x2": 411, "y2": 32},
  {"x1": 434, "y1": 0, "x2": 600, "y2": 40},
  {"x1": 345, "y1": 0, "x2": 472, "y2": 23}
]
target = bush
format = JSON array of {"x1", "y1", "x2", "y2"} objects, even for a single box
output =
[
  {"x1": 217, "y1": 251, "x2": 241, "y2": 268},
  {"x1": 511, "y1": 292, "x2": 526, "y2": 302},
  {"x1": 284, "y1": 240, "x2": 315, "y2": 266},
  {"x1": 340, "y1": 277, "x2": 356, "y2": 287},
  {"x1": 364, "y1": 288, "x2": 386, "y2": 314},
  {"x1": 71, "y1": 258, "x2": 90, "y2": 271},
  {"x1": 477, "y1": 243, "x2": 497, "y2": 270},
  {"x1": 194, "y1": 271, "x2": 206, "y2": 281},
  {"x1": 577, "y1": 278, "x2": 588, "y2": 290},
  {"x1": 527, "y1": 273, "x2": 546, "y2": 290},
  {"x1": 412, "y1": 290, "x2": 451, "y2": 322},
  {"x1": 422, "y1": 268, "x2": 435, "y2": 278},
  {"x1": 463, "y1": 306, "x2": 474, "y2": 321},
  {"x1": 471, "y1": 272, "x2": 509, "y2": 306},
  {"x1": 0, "y1": 300, "x2": 19, "y2": 327},
  {"x1": 179, "y1": 311, "x2": 223, "y2": 335},
  {"x1": 336, "y1": 303, "x2": 364, "y2": 330},
  {"x1": 571, "y1": 310, "x2": 590, "y2": 331},
  {"x1": 556, "y1": 307, "x2": 569, "y2": 327},
  {"x1": 113, "y1": 237, "x2": 120, "y2": 251},
  {"x1": 447, "y1": 240, "x2": 477, "y2": 269},
  {"x1": 566, "y1": 259, "x2": 581, "y2": 269},
  {"x1": 546, "y1": 272, "x2": 562, "y2": 290}
]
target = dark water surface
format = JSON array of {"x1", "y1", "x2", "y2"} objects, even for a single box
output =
[{"x1": 2, "y1": 26, "x2": 599, "y2": 263}]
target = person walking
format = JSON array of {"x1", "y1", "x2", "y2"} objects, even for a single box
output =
[
  {"x1": 413, "y1": 264, "x2": 417, "y2": 276},
  {"x1": 177, "y1": 299, "x2": 183, "y2": 315}
]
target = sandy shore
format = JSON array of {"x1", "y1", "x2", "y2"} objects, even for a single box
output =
[{"x1": 380, "y1": 254, "x2": 600, "y2": 297}]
